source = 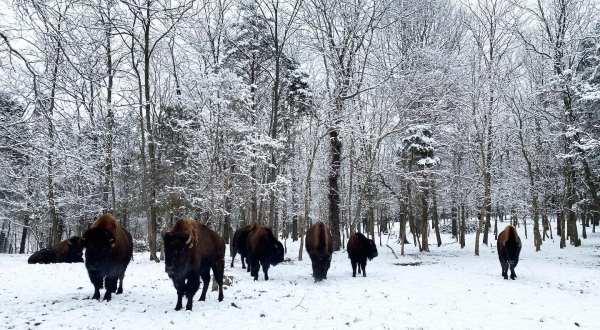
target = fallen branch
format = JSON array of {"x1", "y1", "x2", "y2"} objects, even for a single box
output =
[
  {"x1": 293, "y1": 293, "x2": 307, "y2": 311},
  {"x1": 386, "y1": 244, "x2": 399, "y2": 259}
]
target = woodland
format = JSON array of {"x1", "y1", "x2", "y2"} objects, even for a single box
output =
[{"x1": 0, "y1": 0, "x2": 599, "y2": 259}]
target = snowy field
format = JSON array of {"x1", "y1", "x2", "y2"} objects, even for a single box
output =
[{"x1": 1, "y1": 224, "x2": 599, "y2": 329}]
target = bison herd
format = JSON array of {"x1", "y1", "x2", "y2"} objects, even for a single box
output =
[{"x1": 27, "y1": 213, "x2": 522, "y2": 311}]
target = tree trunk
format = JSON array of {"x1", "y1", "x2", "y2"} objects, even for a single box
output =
[
  {"x1": 474, "y1": 207, "x2": 483, "y2": 256},
  {"x1": 300, "y1": 135, "x2": 321, "y2": 260},
  {"x1": 451, "y1": 205, "x2": 457, "y2": 239},
  {"x1": 459, "y1": 204, "x2": 466, "y2": 248},
  {"x1": 267, "y1": 9, "x2": 281, "y2": 237},
  {"x1": 328, "y1": 127, "x2": 342, "y2": 251},
  {"x1": 292, "y1": 215, "x2": 298, "y2": 241},
  {"x1": 104, "y1": 11, "x2": 116, "y2": 212},
  {"x1": 493, "y1": 212, "x2": 498, "y2": 240},
  {"x1": 48, "y1": 39, "x2": 62, "y2": 248},
  {"x1": 130, "y1": 32, "x2": 149, "y2": 253},
  {"x1": 223, "y1": 167, "x2": 233, "y2": 243},
  {"x1": 144, "y1": 9, "x2": 159, "y2": 262},
  {"x1": 432, "y1": 190, "x2": 442, "y2": 247},
  {"x1": 19, "y1": 217, "x2": 28, "y2": 254},
  {"x1": 564, "y1": 158, "x2": 580, "y2": 247},
  {"x1": 420, "y1": 192, "x2": 429, "y2": 252},
  {"x1": 556, "y1": 210, "x2": 562, "y2": 237},
  {"x1": 581, "y1": 211, "x2": 587, "y2": 239},
  {"x1": 559, "y1": 210, "x2": 566, "y2": 248},
  {"x1": 518, "y1": 118, "x2": 542, "y2": 250}
]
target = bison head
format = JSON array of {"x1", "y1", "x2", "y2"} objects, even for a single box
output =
[
  {"x1": 66, "y1": 236, "x2": 84, "y2": 262},
  {"x1": 163, "y1": 232, "x2": 194, "y2": 280},
  {"x1": 269, "y1": 240, "x2": 285, "y2": 266},
  {"x1": 83, "y1": 228, "x2": 115, "y2": 271},
  {"x1": 366, "y1": 238, "x2": 378, "y2": 260}
]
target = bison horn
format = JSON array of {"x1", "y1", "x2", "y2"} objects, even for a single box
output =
[{"x1": 185, "y1": 235, "x2": 193, "y2": 248}]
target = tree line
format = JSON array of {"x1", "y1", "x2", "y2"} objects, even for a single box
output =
[{"x1": 0, "y1": 0, "x2": 598, "y2": 259}]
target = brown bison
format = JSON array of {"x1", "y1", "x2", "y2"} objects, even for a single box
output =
[
  {"x1": 28, "y1": 236, "x2": 84, "y2": 264},
  {"x1": 164, "y1": 219, "x2": 225, "y2": 311},
  {"x1": 347, "y1": 232, "x2": 378, "y2": 277},
  {"x1": 305, "y1": 222, "x2": 333, "y2": 281},
  {"x1": 497, "y1": 225, "x2": 522, "y2": 280},
  {"x1": 245, "y1": 224, "x2": 284, "y2": 281},
  {"x1": 83, "y1": 214, "x2": 133, "y2": 301},
  {"x1": 230, "y1": 225, "x2": 252, "y2": 269}
]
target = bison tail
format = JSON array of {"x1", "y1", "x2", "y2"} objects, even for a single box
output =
[
  {"x1": 125, "y1": 229, "x2": 134, "y2": 261},
  {"x1": 317, "y1": 222, "x2": 326, "y2": 252}
]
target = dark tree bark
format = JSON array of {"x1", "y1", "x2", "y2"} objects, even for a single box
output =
[
  {"x1": 459, "y1": 204, "x2": 466, "y2": 249},
  {"x1": 328, "y1": 128, "x2": 342, "y2": 250},
  {"x1": 451, "y1": 205, "x2": 457, "y2": 239},
  {"x1": 432, "y1": 190, "x2": 442, "y2": 247}
]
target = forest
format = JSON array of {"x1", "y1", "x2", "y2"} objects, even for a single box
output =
[{"x1": 0, "y1": 0, "x2": 599, "y2": 261}]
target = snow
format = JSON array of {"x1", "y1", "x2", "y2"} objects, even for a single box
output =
[{"x1": 1, "y1": 224, "x2": 599, "y2": 329}]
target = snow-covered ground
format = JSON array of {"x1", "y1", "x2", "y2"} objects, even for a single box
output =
[{"x1": 1, "y1": 224, "x2": 599, "y2": 329}]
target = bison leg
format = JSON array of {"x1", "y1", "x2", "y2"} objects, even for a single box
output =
[
  {"x1": 249, "y1": 258, "x2": 260, "y2": 281},
  {"x1": 360, "y1": 260, "x2": 367, "y2": 277},
  {"x1": 500, "y1": 259, "x2": 509, "y2": 279},
  {"x1": 88, "y1": 271, "x2": 103, "y2": 300},
  {"x1": 212, "y1": 259, "x2": 225, "y2": 302},
  {"x1": 116, "y1": 274, "x2": 124, "y2": 294},
  {"x1": 310, "y1": 259, "x2": 319, "y2": 281},
  {"x1": 175, "y1": 293, "x2": 184, "y2": 311},
  {"x1": 198, "y1": 269, "x2": 211, "y2": 301},
  {"x1": 103, "y1": 287, "x2": 112, "y2": 301},
  {"x1": 322, "y1": 257, "x2": 331, "y2": 280},
  {"x1": 246, "y1": 256, "x2": 252, "y2": 273},
  {"x1": 103, "y1": 277, "x2": 117, "y2": 301},
  {"x1": 185, "y1": 276, "x2": 200, "y2": 311},
  {"x1": 351, "y1": 260, "x2": 357, "y2": 277},
  {"x1": 509, "y1": 262, "x2": 517, "y2": 280},
  {"x1": 241, "y1": 256, "x2": 246, "y2": 269},
  {"x1": 314, "y1": 258, "x2": 327, "y2": 282},
  {"x1": 173, "y1": 279, "x2": 185, "y2": 311},
  {"x1": 230, "y1": 251, "x2": 236, "y2": 268},
  {"x1": 260, "y1": 260, "x2": 270, "y2": 281}
]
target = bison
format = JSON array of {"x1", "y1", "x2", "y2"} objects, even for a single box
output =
[
  {"x1": 497, "y1": 225, "x2": 522, "y2": 280},
  {"x1": 164, "y1": 219, "x2": 225, "y2": 311},
  {"x1": 246, "y1": 224, "x2": 284, "y2": 281},
  {"x1": 230, "y1": 225, "x2": 253, "y2": 269},
  {"x1": 347, "y1": 232, "x2": 378, "y2": 277},
  {"x1": 305, "y1": 222, "x2": 333, "y2": 281},
  {"x1": 28, "y1": 236, "x2": 84, "y2": 264},
  {"x1": 83, "y1": 214, "x2": 133, "y2": 301}
]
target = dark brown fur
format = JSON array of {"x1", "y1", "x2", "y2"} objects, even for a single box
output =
[
  {"x1": 305, "y1": 222, "x2": 333, "y2": 281},
  {"x1": 164, "y1": 219, "x2": 225, "y2": 311},
  {"x1": 347, "y1": 232, "x2": 378, "y2": 277},
  {"x1": 83, "y1": 214, "x2": 133, "y2": 301},
  {"x1": 28, "y1": 236, "x2": 84, "y2": 264},
  {"x1": 230, "y1": 224, "x2": 255, "y2": 269},
  {"x1": 497, "y1": 225, "x2": 522, "y2": 280},
  {"x1": 246, "y1": 225, "x2": 284, "y2": 281}
]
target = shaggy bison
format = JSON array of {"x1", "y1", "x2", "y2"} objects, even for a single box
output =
[
  {"x1": 347, "y1": 232, "x2": 378, "y2": 277},
  {"x1": 28, "y1": 236, "x2": 84, "y2": 264},
  {"x1": 230, "y1": 225, "x2": 252, "y2": 269},
  {"x1": 497, "y1": 225, "x2": 522, "y2": 280},
  {"x1": 164, "y1": 219, "x2": 225, "y2": 311},
  {"x1": 246, "y1": 224, "x2": 284, "y2": 281},
  {"x1": 305, "y1": 222, "x2": 333, "y2": 281},
  {"x1": 83, "y1": 214, "x2": 133, "y2": 301}
]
